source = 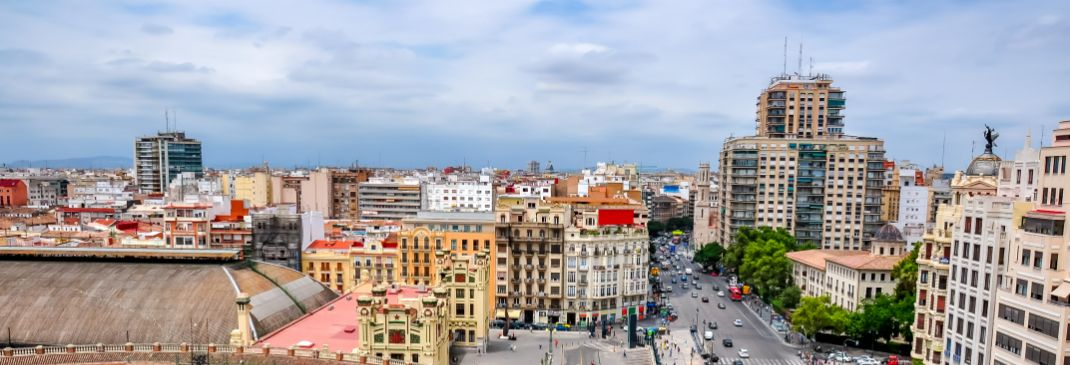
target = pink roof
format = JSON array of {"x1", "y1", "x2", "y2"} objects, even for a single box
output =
[
  {"x1": 0, "y1": 179, "x2": 22, "y2": 187},
  {"x1": 93, "y1": 219, "x2": 117, "y2": 226},
  {"x1": 256, "y1": 294, "x2": 362, "y2": 352}
]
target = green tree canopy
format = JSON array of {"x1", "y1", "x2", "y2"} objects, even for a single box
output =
[
  {"x1": 792, "y1": 296, "x2": 850, "y2": 339},
  {"x1": 892, "y1": 243, "x2": 921, "y2": 299},
  {"x1": 774, "y1": 285, "x2": 802, "y2": 311},
  {"x1": 739, "y1": 237, "x2": 792, "y2": 301},
  {"x1": 693, "y1": 243, "x2": 725, "y2": 268}
]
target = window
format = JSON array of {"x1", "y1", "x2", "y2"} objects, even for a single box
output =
[
  {"x1": 1022, "y1": 249, "x2": 1032, "y2": 266},
  {"x1": 1025, "y1": 344, "x2": 1056, "y2": 365},
  {"x1": 995, "y1": 332, "x2": 1021, "y2": 355},
  {"x1": 1032, "y1": 282, "x2": 1045, "y2": 300},
  {"x1": 999, "y1": 304, "x2": 1025, "y2": 325},
  {"x1": 456, "y1": 303, "x2": 465, "y2": 316},
  {"x1": 1052, "y1": 253, "x2": 1059, "y2": 270},
  {"x1": 1028, "y1": 313, "x2": 1060, "y2": 339},
  {"x1": 388, "y1": 329, "x2": 406, "y2": 344}
]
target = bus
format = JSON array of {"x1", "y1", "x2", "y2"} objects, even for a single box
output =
[{"x1": 729, "y1": 287, "x2": 743, "y2": 301}]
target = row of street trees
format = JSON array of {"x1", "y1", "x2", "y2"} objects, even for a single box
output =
[
  {"x1": 693, "y1": 226, "x2": 921, "y2": 350},
  {"x1": 694, "y1": 226, "x2": 813, "y2": 309},
  {"x1": 792, "y1": 244, "x2": 921, "y2": 348}
]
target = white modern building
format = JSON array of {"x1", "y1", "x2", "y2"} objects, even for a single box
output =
[
  {"x1": 997, "y1": 133, "x2": 1040, "y2": 202},
  {"x1": 423, "y1": 175, "x2": 494, "y2": 212}
]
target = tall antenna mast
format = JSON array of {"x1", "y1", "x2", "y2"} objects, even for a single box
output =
[
  {"x1": 164, "y1": 109, "x2": 169, "y2": 132},
  {"x1": 940, "y1": 131, "x2": 946, "y2": 168},
  {"x1": 797, "y1": 42, "x2": 803, "y2": 75},
  {"x1": 782, "y1": 36, "x2": 788, "y2": 75},
  {"x1": 809, "y1": 57, "x2": 814, "y2": 76}
]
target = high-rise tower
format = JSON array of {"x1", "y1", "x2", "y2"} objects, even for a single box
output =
[
  {"x1": 134, "y1": 131, "x2": 203, "y2": 194},
  {"x1": 718, "y1": 72, "x2": 886, "y2": 249}
]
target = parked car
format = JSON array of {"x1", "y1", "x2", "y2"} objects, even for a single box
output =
[
  {"x1": 690, "y1": 324, "x2": 698, "y2": 333},
  {"x1": 885, "y1": 355, "x2": 900, "y2": 365},
  {"x1": 704, "y1": 330, "x2": 714, "y2": 340},
  {"x1": 708, "y1": 322, "x2": 717, "y2": 330},
  {"x1": 855, "y1": 356, "x2": 880, "y2": 365}
]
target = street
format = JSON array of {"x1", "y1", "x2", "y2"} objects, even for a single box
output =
[{"x1": 642, "y1": 250, "x2": 804, "y2": 365}]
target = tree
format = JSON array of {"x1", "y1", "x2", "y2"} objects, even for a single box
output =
[
  {"x1": 739, "y1": 237, "x2": 792, "y2": 301},
  {"x1": 892, "y1": 243, "x2": 921, "y2": 299},
  {"x1": 647, "y1": 220, "x2": 665, "y2": 237},
  {"x1": 774, "y1": 286, "x2": 802, "y2": 311},
  {"x1": 666, "y1": 216, "x2": 694, "y2": 232},
  {"x1": 693, "y1": 243, "x2": 725, "y2": 268},
  {"x1": 792, "y1": 296, "x2": 848, "y2": 339}
]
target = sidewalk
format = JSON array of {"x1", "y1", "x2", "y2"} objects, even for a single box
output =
[{"x1": 741, "y1": 295, "x2": 804, "y2": 348}]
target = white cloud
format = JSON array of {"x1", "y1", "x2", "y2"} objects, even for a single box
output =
[{"x1": 0, "y1": 0, "x2": 1068, "y2": 170}]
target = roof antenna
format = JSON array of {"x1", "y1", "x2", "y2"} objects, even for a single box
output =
[
  {"x1": 782, "y1": 36, "x2": 788, "y2": 75},
  {"x1": 809, "y1": 57, "x2": 814, "y2": 76},
  {"x1": 797, "y1": 42, "x2": 803, "y2": 75},
  {"x1": 164, "y1": 109, "x2": 169, "y2": 132},
  {"x1": 940, "y1": 131, "x2": 946, "y2": 168}
]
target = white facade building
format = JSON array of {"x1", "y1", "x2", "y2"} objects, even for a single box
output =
[{"x1": 424, "y1": 175, "x2": 494, "y2": 212}]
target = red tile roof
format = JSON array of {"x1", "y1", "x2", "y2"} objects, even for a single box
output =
[
  {"x1": 381, "y1": 233, "x2": 399, "y2": 249},
  {"x1": 307, "y1": 240, "x2": 360, "y2": 250},
  {"x1": 255, "y1": 294, "x2": 362, "y2": 352}
]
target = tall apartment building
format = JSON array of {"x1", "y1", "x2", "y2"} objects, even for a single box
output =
[
  {"x1": 134, "y1": 131, "x2": 203, "y2": 194},
  {"x1": 556, "y1": 197, "x2": 649, "y2": 327},
  {"x1": 997, "y1": 133, "x2": 1040, "y2": 202},
  {"x1": 330, "y1": 169, "x2": 369, "y2": 219},
  {"x1": 495, "y1": 196, "x2": 567, "y2": 324},
  {"x1": 424, "y1": 175, "x2": 494, "y2": 212},
  {"x1": 990, "y1": 121, "x2": 1070, "y2": 365},
  {"x1": 912, "y1": 203, "x2": 962, "y2": 364},
  {"x1": 897, "y1": 166, "x2": 931, "y2": 245},
  {"x1": 692, "y1": 162, "x2": 720, "y2": 247},
  {"x1": 940, "y1": 196, "x2": 1019, "y2": 365},
  {"x1": 359, "y1": 177, "x2": 422, "y2": 221},
  {"x1": 251, "y1": 210, "x2": 325, "y2": 271},
  {"x1": 912, "y1": 127, "x2": 1004, "y2": 365},
  {"x1": 718, "y1": 73, "x2": 886, "y2": 249},
  {"x1": 494, "y1": 195, "x2": 649, "y2": 327}
]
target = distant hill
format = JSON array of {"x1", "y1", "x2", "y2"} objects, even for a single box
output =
[{"x1": 3, "y1": 156, "x2": 131, "y2": 169}]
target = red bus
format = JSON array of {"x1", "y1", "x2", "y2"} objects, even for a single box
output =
[{"x1": 729, "y1": 287, "x2": 742, "y2": 301}]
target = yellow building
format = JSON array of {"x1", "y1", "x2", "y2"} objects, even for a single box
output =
[
  {"x1": 222, "y1": 172, "x2": 272, "y2": 207},
  {"x1": 302, "y1": 239, "x2": 360, "y2": 293},
  {"x1": 398, "y1": 212, "x2": 496, "y2": 313},
  {"x1": 300, "y1": 234, "x2": 401, "y2": 293},
  {"x1": 256, "y1": 250, "x2": 490, "y2": 363}
]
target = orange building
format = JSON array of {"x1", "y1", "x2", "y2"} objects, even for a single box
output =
[
  {"x1": 210, "y1": 200, "x2": 252, "y2": 249},
  {"x1": 397, "y1": 211, "x2": 496, "y2": 313},
  {"x1": 0, "y1": 179, "x2": 28, "y2": 208},
  {"x1": 162, "y1": 203, "x2": 212, "y2": 249}
]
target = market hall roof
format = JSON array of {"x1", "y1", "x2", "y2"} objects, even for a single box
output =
[{"x1": 0, "y1": 259, "x2": 337, "y2": 346}]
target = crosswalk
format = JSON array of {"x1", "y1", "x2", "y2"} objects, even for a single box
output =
[{"x1": 711, "y1": 357, "x2": 806, "y2": 365}]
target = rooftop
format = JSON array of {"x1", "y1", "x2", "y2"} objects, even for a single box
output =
[
  {"x1": 0, "y1": 179, "x2": 23, "y2": 187},
  {"x1": 255, "y1": 293, "x2": 362, "y2": 352}
]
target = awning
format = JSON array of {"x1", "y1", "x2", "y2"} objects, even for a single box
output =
[
  {"x1": 1052, "y1": 282, "x2": 1070, "y2": 299},
  {"x1": 494, "y1": 309, "x2": 521, "y2": 319}
]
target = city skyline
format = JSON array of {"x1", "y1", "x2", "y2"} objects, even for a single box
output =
[{"x1": 2, "y1": 0, "x2": 1069, "y2": 170}]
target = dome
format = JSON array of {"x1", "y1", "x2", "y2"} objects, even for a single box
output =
[
  {"x1": 965, "y1": 152, "x2": 1001, "y2": 176},
  {"x1": 873, "y1": 223, "x2": 905, "y2": 243},
  {"x1": 0, "y1": 260, "x2": 338, "y2": 346}
]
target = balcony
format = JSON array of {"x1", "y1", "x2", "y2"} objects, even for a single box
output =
[
  {"x1": 538, "y1": 265, "x2": 547, "y2": 271},
  {"x1": 538, "y1": 278, "x2": 546, "y2": 285},
  {"x1": 579, "y1": 280, "x2": 588, "y2": 286},
  {"x1": 525, "y1": 264, "x2": 534, "y2": 271},
  {"x1": 525, "y1": 278, "x2": 534, "y2": 284},
  {"x1": 580, "y1": 251, "x2": 588, "y2": 257}
]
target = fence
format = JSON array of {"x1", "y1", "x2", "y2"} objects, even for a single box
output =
[{"x1": 0, "y1": 344, "x2": 413, "y2": 365}]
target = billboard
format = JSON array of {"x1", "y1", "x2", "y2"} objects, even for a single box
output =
[
  {"x1": 597, "y1": 209, "x2": 634, "y2": 226},
  {"x1": 662, "y1": 185, "x2": 680, "y2": 194}
]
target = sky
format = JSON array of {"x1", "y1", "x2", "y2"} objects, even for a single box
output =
[{"x1": 1, "y1": 0, "x2": 1069, "y2": 171}]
